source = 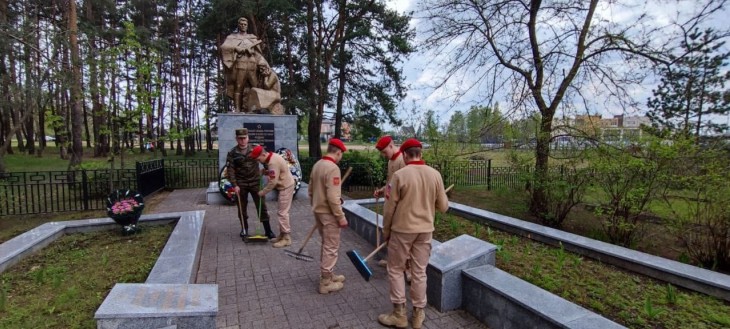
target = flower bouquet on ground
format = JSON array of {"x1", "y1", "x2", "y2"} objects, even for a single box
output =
[
  {"x1": 106, "y1": 189, "x2": 145, "y2": 235},
  {"x1": 218, "y1": 164, "x2": 237, "y2": 203}
]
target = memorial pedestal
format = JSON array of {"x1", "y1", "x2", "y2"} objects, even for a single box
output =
[{"x1": 211, "y1": 114, "x2": 299, "y2": 205}]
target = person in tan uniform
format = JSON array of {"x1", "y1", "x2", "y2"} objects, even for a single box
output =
[
  {"x1": 250, "y1": 145, "x2": 296, "y2": 248},
  {"x1": 308, "y1": 138, "x2": 349, "y2": 294},
  {"x1": 379, "y1": 138, "x2": 449, "y2": 329},
  {"x1": 373, "y1": 135, "x2": 408, "y2": 270},
  {"x1": 373, "y1": 135, "x2": 406, "y2": 198}
]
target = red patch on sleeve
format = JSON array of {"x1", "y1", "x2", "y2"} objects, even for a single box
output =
[
  {"x1": 333, "y1": 177, "x2": 340, "y2": 186},
  {"x1": 268, "y1": 170, "x2": 276, "y2": 179}
]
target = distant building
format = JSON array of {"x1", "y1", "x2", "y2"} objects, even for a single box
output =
[
  {"x1": 601, "y1": 115, "x2": 650, "y2": 143},
  {"x1": 551, "y1": 114, "x2": 651, "y2": 147},
  {"x1": 320, "y1": 117, "x2": 352, "y2": 141}
]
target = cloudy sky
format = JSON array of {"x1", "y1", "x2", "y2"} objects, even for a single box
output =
[{"x1": 382, "y1": 0, "x2": 730, "y2": 130}]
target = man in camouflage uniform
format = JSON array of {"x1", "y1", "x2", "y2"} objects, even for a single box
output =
[{"x1": 226, "y1": 128, "x2": 274, "y2": 240}]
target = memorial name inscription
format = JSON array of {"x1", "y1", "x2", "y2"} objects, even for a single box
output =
[{"x1": 244, "y1": 122, "x2": 275, "y2": 152}]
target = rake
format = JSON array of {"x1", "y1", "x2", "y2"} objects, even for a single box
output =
[
  {"x1": 284, "y1": 224, "x2": 317, "y2": 261},
  {"x1": 284, "y1": 166, "x2": 354, "y2": 261},
  {"x1": 347, "y1": 184, "x2": 455, "y2": 281}
]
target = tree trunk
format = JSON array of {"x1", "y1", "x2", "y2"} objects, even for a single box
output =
[
  {"x1": 306, "y1": 0, "x2": 322, "y2": 159},
  {"x1": 334, "y1": 29, "x2": 347, "y2": 139},
  {"x1": 68, "y1": 0, "x2": 84, "y2": 170}
]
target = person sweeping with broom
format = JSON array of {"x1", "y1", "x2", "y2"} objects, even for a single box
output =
[
  {"x1": 373, "y1": 135, "x2": 408, "y2": 272},
  {"x1": 379, "y1": 138, "x2": 449, "y2": 329},
  {"x1": 226, "y1": 128, "x2": 275, "y2": 241},
  {"x1": 308, "y1": 138, "x2": 349, "y2": 294},
  {"x1": 250, "y1": 145, "x2": 296, "y2": 248}
]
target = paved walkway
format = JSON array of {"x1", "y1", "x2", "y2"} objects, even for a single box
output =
[{"x1": 151, "y1": 188, "x2": 487, "y2": 329}]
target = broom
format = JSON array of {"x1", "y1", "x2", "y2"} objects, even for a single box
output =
[
  {"x1": 244, "y1": 176, "x2": 270, "y2": 243},
  {"x1": 347, "y1": 184, "x2": 455, "y2": 281},
  {"x1": 284, "y1": 166, "x2": 353, "y2": 261}
]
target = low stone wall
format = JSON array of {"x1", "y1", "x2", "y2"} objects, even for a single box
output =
[
  {"x1": 342, "y1": 199, "x2": 626, "y2": 329},
  {"x1": 95, "y1": 211, "x2": 217, "y2": 329},
  {"x1": 0, "y1": 211, "x2": 217, "y2": 329},
  {"x1": 463, "y1": 265, "x2": 625, "y2": 329},
  {"x1": 448, "y1": 203, "x2": 730, "y2": 302}
]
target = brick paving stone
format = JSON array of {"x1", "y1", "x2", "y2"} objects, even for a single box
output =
[{"x1": 149, "y1": 188, "x2": 488, "y2": 328}]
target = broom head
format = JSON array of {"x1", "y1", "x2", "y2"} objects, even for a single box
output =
[
  {"x1": 284, "y1": 249, "x2": 315, "y2": 262},
  {"x1": 244, "y1": 234, "x2": 269, "y2": 243},
  {"x1": 346, "y1": 249, "x2": 373, "y2": 281}
]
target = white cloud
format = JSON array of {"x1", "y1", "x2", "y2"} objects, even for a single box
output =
[{"x1": 386, "y1": 0, "x2": 413, "y2": 13}]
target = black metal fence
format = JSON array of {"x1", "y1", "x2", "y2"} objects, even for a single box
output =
[
  {"x1": 0, "y1": 158, "x2": 523, "y2": 216},
  {"x1": 0, "y1": 169, "x2": 137, "y2": 215}
]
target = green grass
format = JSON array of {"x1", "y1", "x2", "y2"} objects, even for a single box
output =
[
  {"x1": 0, "y1": 224, "x2": 173, "y2": 329},
  {"x1": 431, "y1": 211, "x2": 730, "y2": 328},
  {"x1": 0, "y1": 191, "x2": 171, "y2": 244},
  {"x1": 3, "y1": 146, "x2": 217, "y2": 172},
  {"x1": 351, "y1": 185, "x2": 730, "y2": 328}
]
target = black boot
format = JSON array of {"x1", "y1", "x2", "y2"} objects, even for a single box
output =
[
  {"x1": 240, "y1": 220, "x2": 249, "y2": 238},
  {"x1": 262, "y1": 221, "x2": 276, "y2": 240}
]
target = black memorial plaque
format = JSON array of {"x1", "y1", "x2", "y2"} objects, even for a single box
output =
[{"x1": 244, "y1": 123, "x2": 275, "y2": 152}]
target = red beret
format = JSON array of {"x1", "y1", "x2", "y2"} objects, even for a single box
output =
[
  {"x1": 399, "y1": 138, "x2": 422, "y2": 152},
  {"x1": 329, "y1": 138, "x2": 347, "y2": 152},
  {"x1": 375, "y1": 135, "x2": 392, "y2": 151},
  {"x1": 249, "y1": 145, "x2": 264, "y2": 158}
]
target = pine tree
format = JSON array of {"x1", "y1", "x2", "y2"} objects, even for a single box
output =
[{"x1": 647, "y1": 28, "x2": 730, "y2": 140}]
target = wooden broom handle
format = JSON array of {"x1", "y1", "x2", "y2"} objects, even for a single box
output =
[
  {"x1": 342, "y1": 166, "x2": 353, "y2": 183},
  {"x1": 367, "y1": 185, "x2": 452, "y2": 262},
  {"x1": 375, "y1": 196, "x2": 380, "y2": 246},
  {"x1": 364, "y1": 242, "x2": 388, "y2": 262}
]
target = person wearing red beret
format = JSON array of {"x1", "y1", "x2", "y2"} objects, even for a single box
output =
[
  {"x1": 373, "y1": 135, "x2": 406, "y2": 199},
  {"x1": 226, "y1": 128, "x2": 274, "y2": 240},
  {"x1": 378, "y1": 138, "x2": 449, "y2": 329},
  {"x1": 373, "y1": 135, "x2": 407, "y2": 270},
  {"x1": 250, "y1": 145, "x2": 296, "y2": 248},
  {"x1": 308, "y1": 138, "x2": 348, "y2": 294}
]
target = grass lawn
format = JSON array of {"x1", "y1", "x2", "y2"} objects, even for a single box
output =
[
  {"x1": 0, "y1": 223, "x2": 173, "y2": 329},
  {"x1": 3, "y1": 146, "x2": 217, "y2": 172},
  {"x1": 433, "y1": 211, "x2": 730, "y2": 329},
  {"x1": 352, "y1": 188, "x2": 730, "y2": 329},
  {"x1": 0, "y1": 191, "x2": 171, "y2": 244}
]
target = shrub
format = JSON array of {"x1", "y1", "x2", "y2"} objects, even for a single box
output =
[
  {"x1": 509, "y1": 151, "x2": 590, "y2": 228},
  {"x1": 588, "y1": 137, "x2": 672, "y2": 247},
  {"x1": 340, "y1": 150, "x2": 385, "y2": 187},
  {"x1": 664, "y1": 145, "x2": 730, "y2": 271}
]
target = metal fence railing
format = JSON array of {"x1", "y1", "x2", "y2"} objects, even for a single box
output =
[
  {"x1": 0, "y1": 169, "x2": 137, "y2": 216},
  {"x1": 0, "y1": 158, "x2": 524, "y2": 216}
]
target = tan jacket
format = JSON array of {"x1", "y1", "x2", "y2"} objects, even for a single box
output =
[
  {"x1": 308, "y1": 156, "x2": 345, "y2": 219},
  {"x1": 261, "y1": 152, "x2": 295, "y2": 194},
  {"x1": 383, "y1": 161, "x2": 449, "y2": 235},
  {"x1": 387, "y1": 151, "x2": 406, "y2": 183}
]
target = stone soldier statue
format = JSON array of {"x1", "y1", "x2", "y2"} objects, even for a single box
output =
[
  {"x1": 220, "y1": 17, "x2": 268, "y2": 112},
  {"x1": 220, "y1": 17, "x2": 283, "y2": 114}
]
